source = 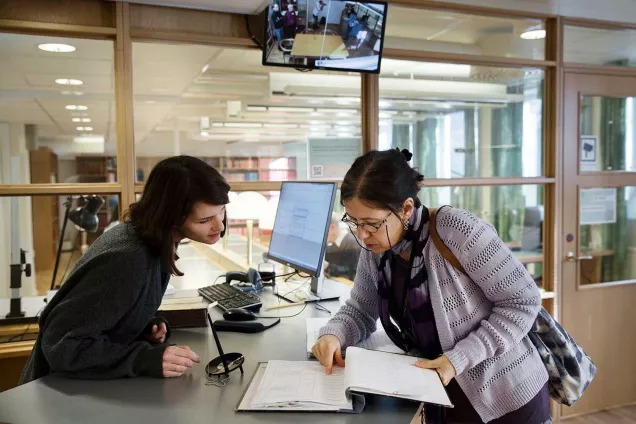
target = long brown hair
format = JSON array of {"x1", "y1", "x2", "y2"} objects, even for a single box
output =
[{"x1": 125, "y1": 156, "x2": 230, "y2": 276}]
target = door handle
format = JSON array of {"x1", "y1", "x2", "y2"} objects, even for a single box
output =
[{"x1": 566, "y1": 252, "x2": 594, "y2": 262}]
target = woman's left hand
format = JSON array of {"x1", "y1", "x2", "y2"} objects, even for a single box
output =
[
  {"x1": 415, "y1": 355, "x2": 456, "y2": 386},
  {"x1": 146, "y1": 322, "x2": 168, "y2": 344}
]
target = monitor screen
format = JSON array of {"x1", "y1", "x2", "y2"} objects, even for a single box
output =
[
  {"x1": 267, "y1": 182, "x2": 337, "y2": 276},
  {"x1": 263, "y1": 0, "x2": 388, "y2": 74}
]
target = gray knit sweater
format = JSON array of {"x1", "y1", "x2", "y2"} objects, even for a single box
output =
[
  {"x1": 319, "y1": 207, "x2": 549, "y2": 422},
  {"x1": 20, "y1": 222, "x2": 169, "y2": 384}
]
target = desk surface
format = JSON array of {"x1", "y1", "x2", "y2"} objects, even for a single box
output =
[
  {"x1": 0, "y1": 281, "x2": 419, "y2": 424},
  {"x1": 291, "y1": 34, "x2": 349, "y2": 59}
]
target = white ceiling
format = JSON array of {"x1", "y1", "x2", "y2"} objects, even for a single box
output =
[
  {"x1": 116, "y1": 0, "x2": 269, "y2": 14},
  {"x1": 0, "y1": 12, "x2": 633, "y2": 161},
  {"x1": 114, "y1": 0, "x2": 636, "y2": 24}
]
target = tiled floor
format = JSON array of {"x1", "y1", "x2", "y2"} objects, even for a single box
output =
[{"x1": 562, "y1": 404, "x2": 636, "y2": 423}]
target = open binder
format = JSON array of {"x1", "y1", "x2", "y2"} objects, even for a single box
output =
[{"x1": 237, "y1": 347, "x2": 453, "y2": 413}]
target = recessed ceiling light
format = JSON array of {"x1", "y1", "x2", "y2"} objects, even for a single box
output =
[
  {"x1": 76, "y1": 126, "x2": 93, "y2": 131},
  {"x1": 56, "y1": 78, "x2": 83, "y2": 86},
  {"x1": 520, "y1": 29, "x2": 546, "y2": 40},
  {"x1": 246, "y1": 106, "x2": 268, "y2": 112},
  {"x1": 66, "y1": 105, "x2": 88, "y2": 111},
  {"x1": 38, "y1": 43, "x2": 76, "y2": 53},
  {"x1": 74, "y1": 135, "x2": 104, "y2": 144},
  {"x1": 61, "y1": 91, "x2": 83, "y2": 95},
  {"x1": 82, "y1": 118, "x2": 91, "y2": 123},
  {"x1": 72, "y1": 118, "x2": 81, "y2": 123},
  {"x1": 317, "y1": 108, "x2": 357, "y2": 114},
  {"x1": 201, "y1": 64, "x2": 210, "y2": 73}
]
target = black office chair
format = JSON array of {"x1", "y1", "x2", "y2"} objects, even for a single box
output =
[{"x1": 521, "y1": 206, "x2": 544, "y2": 252}]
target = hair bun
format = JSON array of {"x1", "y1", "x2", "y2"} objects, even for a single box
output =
[{"x1": 400, "y1": 149, "x2": 413, "y2": 162}]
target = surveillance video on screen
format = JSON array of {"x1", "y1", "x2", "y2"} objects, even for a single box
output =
[{"x1": 263, "y1": 0, "x2": 387, "y2": 73}]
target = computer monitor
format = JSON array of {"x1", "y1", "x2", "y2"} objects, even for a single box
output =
[
  {"x1": 263, "y1": 0, "x2": 388, "y2": 74},
  {"x1": 266, "y1": 181, "x2": 337, "y2": 297},
  {"x1": 521, "y1": 206, "x2": 544, "y2": 251}
]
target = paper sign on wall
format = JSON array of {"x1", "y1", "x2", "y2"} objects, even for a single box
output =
[
  {"x1": 308, "y1": 138, "x2": 360, "y2": 180},
  {"x1": 580, "y1": 135, "x2": 598, "y2": 172},
  {"x1": 580, "y1": 188, "x2": 617, "y2": 225}
]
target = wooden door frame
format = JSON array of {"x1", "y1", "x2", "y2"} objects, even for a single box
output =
[{"x1": 561, "y1": 71, "x2": 636, "y2": 418}]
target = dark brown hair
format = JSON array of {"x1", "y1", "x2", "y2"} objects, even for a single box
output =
[
  {"x1": 125, "y1": 156, "x2": 230, "y2": 276},
  {"x1": 341, "y1": 149, "x2": 424, "y2": 214}
]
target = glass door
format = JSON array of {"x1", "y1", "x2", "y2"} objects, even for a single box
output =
[{"x1": 561, "y1": 72, "x2": 636, "y2": 418}]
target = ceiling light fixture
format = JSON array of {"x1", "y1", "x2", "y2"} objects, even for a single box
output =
[
  {"x1": 38, "y1": 43, "x2": 76, "y2": 53},
  {"x1": 520, "y1": 28, "x2": 546, "y2": 40},
  {"x1": 72, "y1": 118, "x2": 81, "y2": 123},
  {"x1": 263, "y1": 123, "x2": 298, "y2": 129},
  {"x1": 76, "y1": 126, "x2": 93, "y2": 131},
  {"x1": 269, "y1": 106, "x2": 314, "y2": 113},
  {"x1": 201, "y1": 64, "x2": 210, "y2": 73},
  {"x1": 247, "y1": 106, "x2": 268, "y2": 112},
  {"x1": 66, "y1": 105, "x2": 88, "y2": 111},
  {"x1": 82, "y1": 118, "x2": 91, "y2": 123},
  {"x1": 317, "y1": 108, "x2": 357, "y2": 114},
  {"x1": 74, "y1": 135, "x2": 104, "y2": 144},
  {"x1": 56, "y1": 78, "x2": 83, "y2": 86},
  {"x1": 224, "y1": 122, "x2": 262, "y2": 128},
  {"x1": 201, "y1": 131, "x2": 209, "y2": 136}
]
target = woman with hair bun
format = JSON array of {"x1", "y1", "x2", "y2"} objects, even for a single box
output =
[{"x1": 312, "y1": 149, "x2": 551, "y2": 423}]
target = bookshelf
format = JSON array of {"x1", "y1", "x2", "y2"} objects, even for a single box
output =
[
  {"x1": 29, "y1": 147, "x2": 59, "y2": 272},
  {"x1": 135, "y1": 156, "x2": 297, "y2": 183}
]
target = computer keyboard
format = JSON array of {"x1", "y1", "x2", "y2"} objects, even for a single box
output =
[{"x1": 198, "y1": 284, "x2": 262, "y2": 311}]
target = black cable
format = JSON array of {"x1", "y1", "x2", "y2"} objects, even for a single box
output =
[
  {"x1": 56, "y1": 232, "x2": 81, "y2": 288},
  {"x1": 243, "y1": 14, "x2": 263, "y2": 50},
  {"x1": 279, "y1": 279, "x2": 310, "y2": 297},
  {"x1": 256, "y1": 303, "x2": 309, "y2": 319},
  {"x1": 8, "y1": 306, "x2": 45, "y2": 343},
  {"x1": 284, "y1": 272, "x2": 298, "y2": 283},
  {"x1": 212, "y1": 274, "x2": 226, "y2": 285}
]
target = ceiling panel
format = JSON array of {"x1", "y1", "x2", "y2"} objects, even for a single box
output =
[{"x1": 118, "y1": 0, "x2": 269, "y2": 14}]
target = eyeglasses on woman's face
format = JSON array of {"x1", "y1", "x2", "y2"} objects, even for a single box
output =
[{"x1": 341, "y1": 211, "x2": 392, "y2": 234}]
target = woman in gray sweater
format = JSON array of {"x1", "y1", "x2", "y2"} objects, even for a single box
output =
[
  {"x1": 312, "y1": 149, "x2": 550, "y2": 423},
  {"x1": 21, "y1": 156, "x2": 229, "y2": 383}
]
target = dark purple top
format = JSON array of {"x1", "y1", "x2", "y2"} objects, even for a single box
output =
[{"x1": 283, "y1": 11, "x2": 297, "y2": 27}]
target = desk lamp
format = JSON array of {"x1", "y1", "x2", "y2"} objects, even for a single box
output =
[{"x1": 50, "y1": 195, "x2": 104, "y2": 290}]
